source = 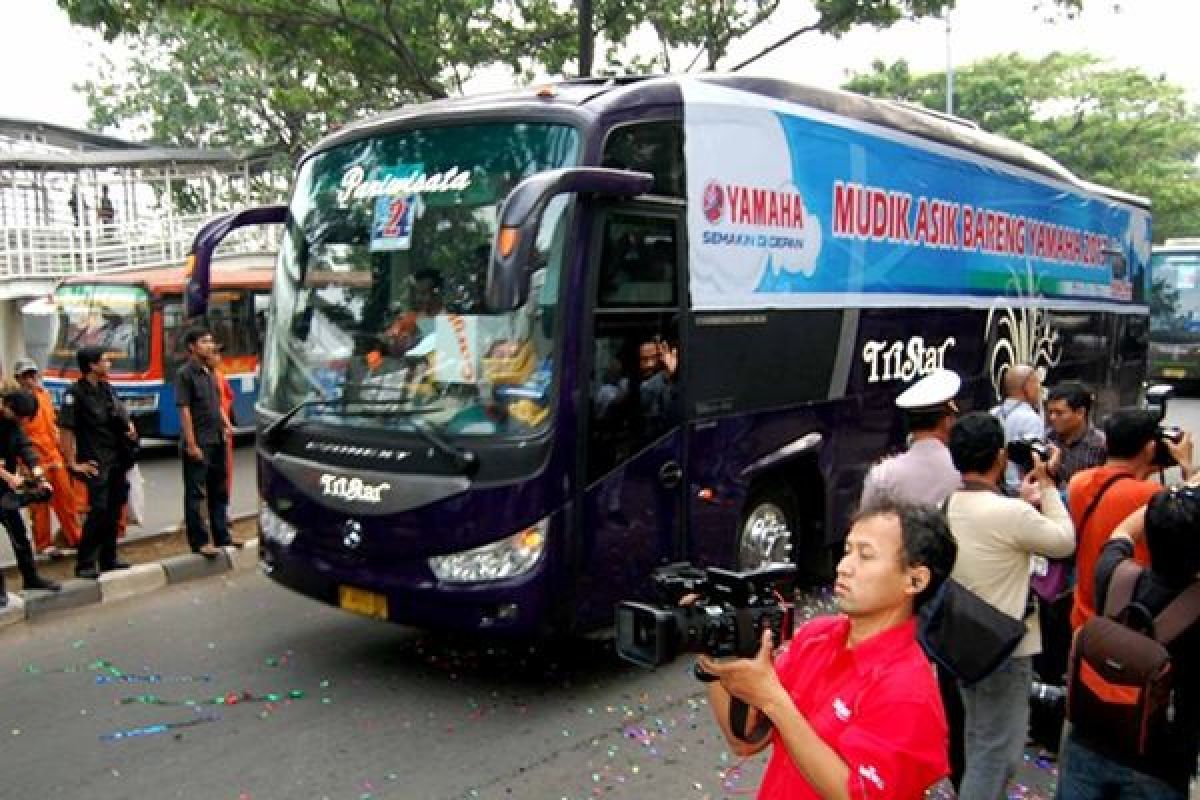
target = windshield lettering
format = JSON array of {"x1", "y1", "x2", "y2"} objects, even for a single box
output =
[{"x1": 338, "y1": 164, "x2": 472, "y2": 205}]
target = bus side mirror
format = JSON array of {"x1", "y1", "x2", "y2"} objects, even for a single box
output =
[
  {"x1": 485, "y1": 168, "x2": 653, "y2": 312},
  {"x1": 186, "y1": 204, "x2": 288, "y2": 319}
]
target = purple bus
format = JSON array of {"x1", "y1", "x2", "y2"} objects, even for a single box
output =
[{"x1": 185, "y1": 76, "x2": 1151, "y2": 635}]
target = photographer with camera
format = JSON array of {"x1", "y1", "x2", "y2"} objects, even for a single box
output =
[
  {"x1": 0, "y1": 389, "x2": 61, "y2": 604},
  {"x1": 1057, "y1": 480, "x2": 1200, "y2": 799},
  {"x1": 1066, "y1": 408, "x2": 1195, "y2": 631},
  {"x1": 991, "y1": 364, "x2": 1051, "y2": 489},
  {"x1": 698, "y1": 501, "x2": 956, "y2": 799},
  {"x1": 944, "y1": 412, "x2": 1074, "y2": 800}
]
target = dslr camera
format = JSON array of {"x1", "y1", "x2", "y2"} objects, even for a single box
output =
[
  {"x1": 1145, "y1": 384, "x2": 1185, "y2": 468},
  {"x1": 0, "y1": 476, "x2": 52, "y2": 512},
  {"x1": 1006, "y1": 435, "x2": 1051, "y2": 473},
  {"x1": 615, "y1": 562, "x2": 796, "y2": 669}
]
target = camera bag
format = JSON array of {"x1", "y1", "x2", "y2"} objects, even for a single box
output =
[
  {"x1": 919, "y1": 484, "x2": 1032, "y2": 686},
  {"x1": 918, "y1": 576, "x2": 1027, "y2": 686},
  {"x1": 1066, "y1": 561, "x2": 1200, "y2": 762}
]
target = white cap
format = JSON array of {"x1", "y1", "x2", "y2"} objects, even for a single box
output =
[{"x1": 895, "y1": 369, "x2": 961, "y2": 411}]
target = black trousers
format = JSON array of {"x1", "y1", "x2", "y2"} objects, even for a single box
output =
[
  {"x1": 1, "y1": 505, "x2": 40, "y2": 589},
  {"x1": 182, "y1": 442, "x2": 230, "y2": 551},
  {"x1": 76, "y1": 465, "x2": 129, "y2": 571}
]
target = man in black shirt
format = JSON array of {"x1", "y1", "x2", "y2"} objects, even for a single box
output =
[
  {"x1": 1057, "y1": 483, "x2": 1200, "y2": 798},
  {"x1": 0, "y1": 390, "x2": 61, "y2": 603},
  {"x1": 176, "y1": 328, "x2": 232, "y2": 557},
  {"x1": 60, "y1": 346, "x2": 137, "y2": 579}
]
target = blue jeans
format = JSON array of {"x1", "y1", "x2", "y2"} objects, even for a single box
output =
[
  {"x1": 1055, "y1": 735, "x2": 1185, "y2": 800},
  {"x1": 958, "y1": 655, "x2": 1033, "y2": 800}
]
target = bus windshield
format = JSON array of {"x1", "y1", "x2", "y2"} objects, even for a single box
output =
[
  {"x1": 260, "y1": 121, "x2": 579, "y2": 437},
  {"x1": 49, "y1": 284, "x2": 151, "y2": 373},
  {"x1": 1150, "y1": 251, "x2": 1200, "y2": 342}
]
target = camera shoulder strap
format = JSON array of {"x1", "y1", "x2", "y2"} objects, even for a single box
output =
[{"x1": 1075, "y1": 473, "x2": 1134, "y2": 537}]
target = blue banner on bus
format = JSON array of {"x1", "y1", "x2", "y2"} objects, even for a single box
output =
[{"x1": 683, "y1": 80, "x2": 1151, "y2": 311}]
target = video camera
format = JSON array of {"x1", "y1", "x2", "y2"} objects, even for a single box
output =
[
  {"x1": 1006, "y1": 435, "x2": 1052, "y2": 473},
  {"x1": 1145, "y1": 385, "x2": 1185, "y2": 468},
  {"x1": 0, "y1": 477, "x2": 52, "y2": 512},
  {"x1": 615, "y1": 563, "x2": 796, "y2": 669}
]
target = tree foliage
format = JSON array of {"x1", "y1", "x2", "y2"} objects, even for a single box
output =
[
  {"x1": 60, "y1": 0, "x2": 1088, "y2": 164},
  {"x1": 844, "y1": 53, "x2": 1200, "y2": 241}
]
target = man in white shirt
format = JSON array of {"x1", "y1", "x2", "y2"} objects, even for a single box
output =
[
  {"x1": 945, "y1": 412, "x2": 1075, "y2": 800},
  {"x1": 860, "y1": 368, "x2": 962, "y2": 510},
  {"x1": 990, "y1": 364, "x2": 1045, "y2": 488}
]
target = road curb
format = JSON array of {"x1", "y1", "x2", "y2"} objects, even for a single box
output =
[{"x1": 0, "y1": 532, "x2": 261, "y2": 628}]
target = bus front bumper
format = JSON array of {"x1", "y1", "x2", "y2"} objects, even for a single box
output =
[{"x1": 257, "y1": 538, "x2": 553, "y2": 635}]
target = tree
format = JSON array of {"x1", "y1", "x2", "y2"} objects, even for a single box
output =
[
  {"x1": 844, "y1": 53, "x2": 1200, "y2": 241},
  {"x1": 60, "y1": 1, "x2": 1085, "y2": 163}
]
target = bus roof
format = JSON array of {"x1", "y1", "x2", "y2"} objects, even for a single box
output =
[
  {"x1": 58, "y1": 254, "x2": 273, "y2": 294},
  {"x1": 308, "y1": 74, "x2": 1148, "y2": 211},
  {"x1": 1157, "y1": 238, "x2": 1200, "y2": 252}
]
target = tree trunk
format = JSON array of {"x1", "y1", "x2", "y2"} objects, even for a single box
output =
[{"x1": 579, "y1": 0, "x2": 594, "y2": 77}]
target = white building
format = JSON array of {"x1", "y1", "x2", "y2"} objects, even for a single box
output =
[{"x1": 0, "y1": 117, "x2": 283, "y2": 372}]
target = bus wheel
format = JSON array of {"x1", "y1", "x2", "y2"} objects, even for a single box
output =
[{"x1": 737, "y1": 484, "x2": 798, "y2": 571}]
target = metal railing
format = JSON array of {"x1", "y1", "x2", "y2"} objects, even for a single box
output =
[{"x1": 0, "y1": 214, "x2": 278, "y2": 278}]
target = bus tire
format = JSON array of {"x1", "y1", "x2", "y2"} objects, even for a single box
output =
[{"x1": 736, "y1": 482, "x2": 799, "y2": 572}]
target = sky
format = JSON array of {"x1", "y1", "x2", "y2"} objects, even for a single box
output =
[{"x1": 0, "y1": 0, "x2": 1197, "y2": 134}]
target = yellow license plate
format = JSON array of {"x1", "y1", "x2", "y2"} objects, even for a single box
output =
[
  {"x1": 338, "y1": 586, "x2": 389, "y2": 620},
  {"x1": 1163, "y1": 368, "x2": 1187, "y2": 379}
]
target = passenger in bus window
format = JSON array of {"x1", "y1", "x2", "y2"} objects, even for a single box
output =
[
  {"x1": 637, "y1": 337, "x2": 678, "y2": 434},
  {"x1": 385, "y1": 269, "x2": 444, "y2": 355}
]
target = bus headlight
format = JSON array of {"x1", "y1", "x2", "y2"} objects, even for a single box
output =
[
  {"x1": 259, "y1": 504, "x2": 297, "y2": 547},
  {"x1": 428, "y1": 519, "x2": 548, "y2": 583}
]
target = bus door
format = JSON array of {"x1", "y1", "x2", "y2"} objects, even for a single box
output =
[{"x1": 576, "y1": 203, "x2": 686, "y2": 623}]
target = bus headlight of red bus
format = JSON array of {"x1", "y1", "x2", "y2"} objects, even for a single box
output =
[
  {"x1": 259, "y1": 504, "x2": 297, "y2": 547},
  {"x1": 428, "y1": 519, "x2": 548, "y2": 583}
]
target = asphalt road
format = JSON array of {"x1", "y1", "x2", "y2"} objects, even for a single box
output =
[
  {"x1": 1, "y1": 572, "x2": 746, "y2": 800},
  {"x1": 3, "y1": 400, "x2": 1199, "y2": 799}
]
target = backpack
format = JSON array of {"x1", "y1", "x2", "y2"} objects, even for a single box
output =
[{"x1": 1066, "y1": 560, "x2": 1200, "y2": 761}]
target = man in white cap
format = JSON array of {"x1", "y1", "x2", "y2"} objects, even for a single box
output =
[{"x1": 860, "y1": 368, "x2": 963, "y2": 510}]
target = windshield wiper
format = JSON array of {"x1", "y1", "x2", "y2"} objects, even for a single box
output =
[
  {"x1": 263, "y1": 389, "x2": 478, "y2": 474},
  {"x1": 406, "y1": 416, "x2": 478, "y2": 474}
]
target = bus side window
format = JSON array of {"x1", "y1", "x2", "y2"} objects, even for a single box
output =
[
  {"x1": 597, "y1": 214, "x2": 678, "y2": 308},
  {"x1": 586, "y1": 208, "x2": 683, "y2": 484},
  {"x1": 601, "y1": 121, "x2": 685, "y2": 199}
]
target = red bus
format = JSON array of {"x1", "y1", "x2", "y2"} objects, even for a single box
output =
[{"x1": 43, "y1": 255, "x2": 273, "y2": 437}]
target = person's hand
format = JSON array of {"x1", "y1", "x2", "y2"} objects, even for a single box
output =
[
  {"x1": 0, "y1": 468, "x2": 20, "y2": 491},
  {"x1": 186, "y1": 443, "x2": 204, "y2": 462},
  {"x1": 71, "y1": 460, "x2": 99, "y2": 478},
  {"x1": 1028, "y1": 449, "x2": 1056, "y2": 489},
  {"x1": 1019, "y1": 470, "x2": 1043, "y2": 507},
  {"x1": 696, "y1": 630, "x2": 789, "y2": 714},
  {"x1": 658, "y1": 342, "x2": 678, "y2": 379},
  {"x1": 126, "y1": 422, "x2": 138, "y2": 441},
  {"x1": 1044, "y1": 443, "x2": 1063, "y2": 482},
  {"x1": 1165, "y1": 431, "x2": 1194, "y2": 477}
]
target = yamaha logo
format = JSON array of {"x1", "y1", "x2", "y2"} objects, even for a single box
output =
[
  {"x1": 702, "y1": 180, "x2": 725, "y2": 223},
  {"x1": 342, "y1": 520, "x2": 363, "y2": 550}
]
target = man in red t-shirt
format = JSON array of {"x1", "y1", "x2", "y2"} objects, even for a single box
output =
[
  {"x1": 701, "y1": 501, "x2": 956, "y2": 799},
  {"x1": 1066, "y1": 408, "x2": 1194, "y2": 630}
]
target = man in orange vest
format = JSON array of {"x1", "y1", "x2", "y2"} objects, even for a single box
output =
[{"x1": 14, "y1": 358, "x2": 82, "y2": 555}]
